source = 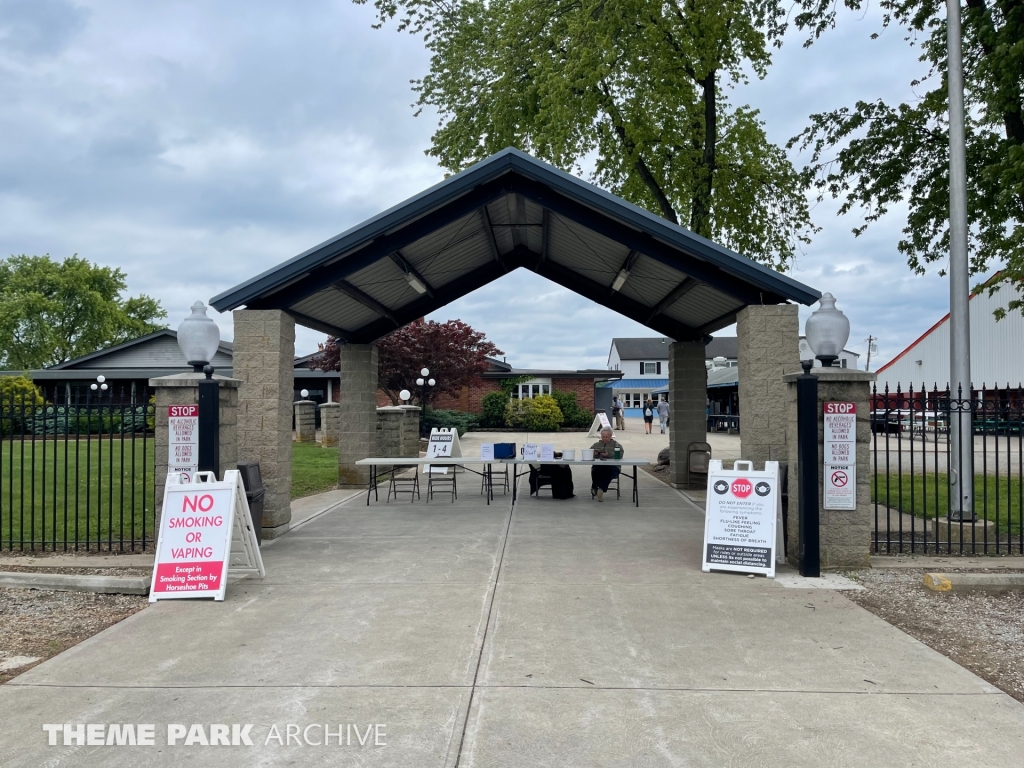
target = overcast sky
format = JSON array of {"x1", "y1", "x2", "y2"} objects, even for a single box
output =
[{"x1": 0, "y1": 0, "x2": 992, "y2": 372}]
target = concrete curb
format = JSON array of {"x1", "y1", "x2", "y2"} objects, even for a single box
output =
[
  {"x1": 0, "y1": 571, "x2": 149, "y2": 595},
  {"x1": 923, "y1": 572, "x2": 1024, "y2": 592}
]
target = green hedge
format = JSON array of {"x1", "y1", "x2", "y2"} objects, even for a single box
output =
[
  {"x1": 550, "y1": 390, "x2": 592, "y2": 428},
  {"x1": 480, "y1": 391, "x2": 508, "y2": 428},
  {"x1": 422, "y1": 408, "x2": 479, "y2": 436}
]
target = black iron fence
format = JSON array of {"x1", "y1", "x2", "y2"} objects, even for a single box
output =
[
  {"x1": 871, "y1": 383, "x2": 1023, "y2": 555},
  {"x1": 0, "y1": 387, "x2": 156, "y2": 551}
]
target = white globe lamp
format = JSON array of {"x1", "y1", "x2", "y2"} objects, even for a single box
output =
[
  {"x1": 804, "y1": 293, "x2": 850, "y2": 368},
  {"x1": 177, "y1": 301, "x2": 221, "y2": 372}
]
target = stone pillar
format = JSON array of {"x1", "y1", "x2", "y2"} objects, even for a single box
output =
[
  {"x1": 668, "y1": 341, "x2": 709, "y2": 488},
  {"x1": 337, "y1": 344, "x2": 378, "y2": 488},
  {"x1": 319, "y1": 402, "x2": 340, "y2": 447},
  {"x1": 233, "y1": 309, "x2": 295, "y2": 540},
  {"x1": 784, "y1": 368, "x2": 875, "y2": 569},
  {"x1": 737, "y1": 304, "x2": 801, "y2": 466},
  {"x1": 398, "y1": 405, "x2": 421, "y2": 456},
  {"x1": 151, "y1": 373, "x2": 241, "y2": 531},
  {"x1": 294, "y1": 400, "x2": 316, "y2": 443}
]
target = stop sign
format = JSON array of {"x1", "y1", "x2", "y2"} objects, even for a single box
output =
[{"x1": 731, "y1": 479, "x2": 753, "y2": 498}]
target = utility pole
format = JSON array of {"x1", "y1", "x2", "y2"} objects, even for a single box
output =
[
  {"x1": 865, "y1": 336, "x2": 877, "y2": 372},
  {"x1": 946, "y1": 0, "x2": 975, "y2": 521}
]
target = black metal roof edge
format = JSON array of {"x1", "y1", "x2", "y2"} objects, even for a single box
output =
[{"x1": 210, "y1": 148, "x2": 820, "y2": 312}]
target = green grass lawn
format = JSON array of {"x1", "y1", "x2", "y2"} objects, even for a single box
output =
[
  {"x1": 0, "y1": 439, "x2": 342, "y2": 549},
  {"x1": 291, "y1": 441, "x2": 339, "y2": 499},
  {"x1": 0, "y1": 437, "x2": 156, "y2": 549},
  {"x1": 873, "y1": 472, "x2": 1024, "y2": 535}
]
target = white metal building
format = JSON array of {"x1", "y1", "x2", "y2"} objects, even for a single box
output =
[{"x1": 876, "y1": 277, "x2": 1024, "y2": 390}]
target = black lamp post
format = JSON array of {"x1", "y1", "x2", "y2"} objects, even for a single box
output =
[
  {"x1": 415, "y1": 367, "x2": 435, "y2": 437},
  {"x1": 177, "y1": 301, "x2": 221, "y2": 477},
  {"x1": 798, "y1": 292, "x2": 851, "y2": 577}
]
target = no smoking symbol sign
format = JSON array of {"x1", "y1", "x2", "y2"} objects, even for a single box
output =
[{"x1": 831, "y1": 470, "x2": 849, "y2": 487}]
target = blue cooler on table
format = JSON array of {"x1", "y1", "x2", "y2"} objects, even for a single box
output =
[{"x1": 493, "y1": 443, "x2": 516, "y2": 460}]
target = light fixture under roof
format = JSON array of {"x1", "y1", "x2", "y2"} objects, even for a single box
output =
[
  {"x1": 406, "y1": 273, "x2": 427, "y2": 294},
  {"x1": 611, "y1": 269, "x2": 629, "y2": 292}
]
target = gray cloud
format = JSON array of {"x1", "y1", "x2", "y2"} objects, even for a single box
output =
[{"x1": 0, "y1": 1, "x2": 986, "y2": 376}]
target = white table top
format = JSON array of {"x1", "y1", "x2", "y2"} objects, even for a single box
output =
[{"x1": 355, "y1": 457, "x2": 650, "y2": 466}]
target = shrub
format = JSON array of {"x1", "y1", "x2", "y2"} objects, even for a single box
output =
[
  {"x1": 0, "y1": 375, "x2": 45, "y2": 435},
  {"x1": 480, "y1": 391, "x2": 509, "y2": 428},
  {"x1": 550, "y1": 390, "x2": 592, "y2": 428},
  {"x1": 503, "y1": 397, "x2": 526, "y2": 428},
  {"x1": 522, "y1": 394, "x2": 563, "y2": 431},
  {"x1": 421, "y1": 408, "x2": 478, "y2": 437}
]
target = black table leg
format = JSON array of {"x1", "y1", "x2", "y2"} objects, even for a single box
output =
[
  {"x1": 511, "y1": 464, "x2": 518, "y2": 503},
  {"x1": 633, "y1": 466, "x2": 639, "y2": 507},
  {"x1": 366, "y1": 464, "x2": 374, "y2": 506}
]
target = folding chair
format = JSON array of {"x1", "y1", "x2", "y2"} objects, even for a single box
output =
[
  {"x1": 687, "y1": 441, "x2": 712, "y2": 489},
  {"x1": 529, "y1": 465, "x2": 555, "y2": 497},
  {"x1": 607, "y1": 471, "x2": 622, "y2": 499},
  {"x1": 481, "y1": 465, "x2": 510, "y2": 496},
  {"x1": 427, "y1": 469, "x2": 457, "y2": 502},
  {"x1": 387, "y1": 466, "x2": 420, "y2": 503}
]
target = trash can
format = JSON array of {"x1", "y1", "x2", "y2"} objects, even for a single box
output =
[{"x1": 236, "y1": 461, "x2": 266, "y2": 545}]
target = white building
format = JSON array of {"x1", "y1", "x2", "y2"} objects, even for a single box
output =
[
  {"x1": 876, "y1": 276, "x2": 1024, "y2": 391},
  {"x1": 606, "y1": 337, "x2": 672, "y2": 414}
]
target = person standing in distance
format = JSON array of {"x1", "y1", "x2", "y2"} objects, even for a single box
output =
[
  {"x1": 657, "y1": 396, "x2": 670, "y2": 434},
  {"x1": 642, "y1": 397, "x2": 655, "y2": 434}
]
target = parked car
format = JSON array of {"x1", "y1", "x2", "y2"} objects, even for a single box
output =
[{"x1": 870, "y1": 411, "x2": 902, "y2": 434}]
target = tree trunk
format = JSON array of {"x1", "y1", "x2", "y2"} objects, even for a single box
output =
[{"x1": 689, "y1": 70, "x2": 717, "y2": 238}]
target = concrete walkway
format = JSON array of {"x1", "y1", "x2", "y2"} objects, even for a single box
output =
[{"x1": 1, "y1": 469, "x2": 1021, "y2": 766}]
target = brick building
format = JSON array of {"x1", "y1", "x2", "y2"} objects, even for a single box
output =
[{"x1": 374, "y1": 357, "x2": 621, "y2": 413}]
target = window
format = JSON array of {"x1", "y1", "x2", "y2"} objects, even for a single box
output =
[
  {"x1": 642, "y1": 362, "x2": 661, "y2": 375},
  {"x1": 515, "y1": 378, "x2": 551, "y2": 399}
]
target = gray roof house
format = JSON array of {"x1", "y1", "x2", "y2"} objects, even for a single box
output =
[{"x1": 2, "y1": 329, "x2": 336, "y2": 402}]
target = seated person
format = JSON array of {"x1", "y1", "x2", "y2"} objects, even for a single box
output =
[
  {"x1": 590, "y1": 428, "x2": 624, "y2": 502},
  {"x1": 529, "y1": 464, "x2": 575, "y2": 499}
]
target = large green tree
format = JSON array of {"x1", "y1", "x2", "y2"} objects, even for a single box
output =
[
  {"x1": 0, "y1": 254, "x2": 166, "y2": 369},
  {"x1": 358, "y1": 0, "x2": 817, "y2": 268},
  {"x1": 790, "y1": 0, "x2": 1024, "y2": 313}
]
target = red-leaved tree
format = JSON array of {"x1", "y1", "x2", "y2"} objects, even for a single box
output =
[{"x1": 311, "y1": 319, "x2": 503, "y2": 406}]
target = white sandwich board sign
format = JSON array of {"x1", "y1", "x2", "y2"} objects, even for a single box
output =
[
  {"x1": 425, "y1": 427, "x2": 462, "y2": 474},
  {"x1": 150, "y1": 470, "x2": 264, "y2": 602},
  {"x1": 587, "y1": 412, "x2": 613, "y2": 437},
  {"x1": 824, "y1": 401, "x2": 857, "y2": 510},
  {"x1": 702, "y1": 460, "x2": 782, "y2": 578}
]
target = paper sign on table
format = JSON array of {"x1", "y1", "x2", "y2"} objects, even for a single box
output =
[
  {"x1": 539, "y1": 444, "x2": 555, "y2": 461},
  {"x1": 522, "y1": 443, "x2": 539, "y2": 460},
  {"x1": 480, "y1": 443, "x2": 494, "y2": 461}
]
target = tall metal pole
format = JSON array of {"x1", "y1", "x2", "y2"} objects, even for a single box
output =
[
  {"x1": 946, "y1": 0, "x2": 975, "y2": 520},
  {"x1": 797, "y1": 360, "x2": 821, "y2": 577},
  {"x1": 197, "y1": 366, "x2": 220, "y2": 477}
]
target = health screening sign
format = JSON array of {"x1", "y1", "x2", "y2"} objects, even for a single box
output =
[{"x1": 151, "y1": 480, "x2": 235, "y2": 601}]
